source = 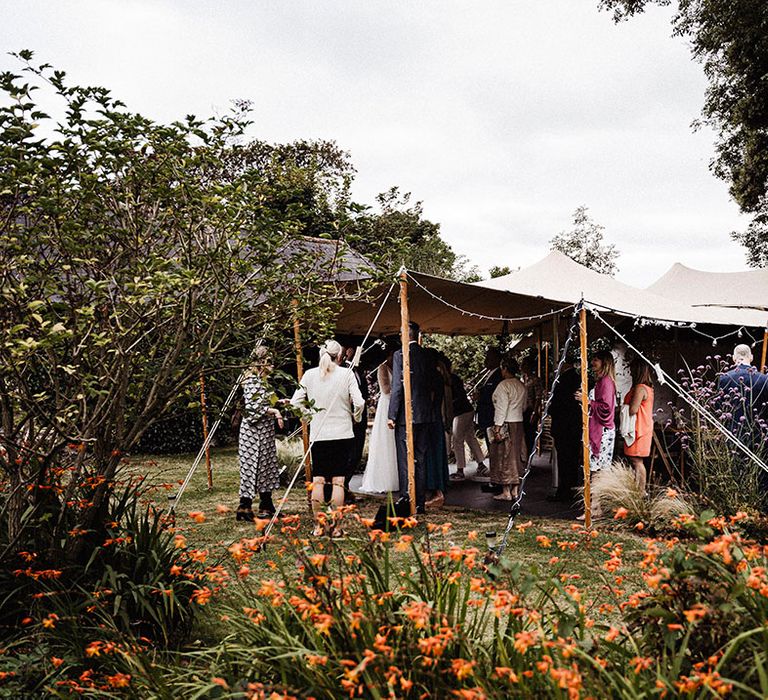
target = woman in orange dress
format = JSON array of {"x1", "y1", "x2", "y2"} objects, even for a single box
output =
[{"x1": 623, "y1": 361, "x2": 654, "y2": 493}]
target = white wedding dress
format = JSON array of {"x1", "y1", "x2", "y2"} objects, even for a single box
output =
[{"x1": 360, "y1": 364, "x2": 399, "y2": 493}]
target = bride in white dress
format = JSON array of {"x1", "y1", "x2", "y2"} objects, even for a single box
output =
[{"x1": 360, "y1": 358, "x2": 399, "y2": 493}]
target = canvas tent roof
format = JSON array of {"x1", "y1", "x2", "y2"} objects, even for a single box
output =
[
  {"x1": 479, "y1": 252, "x2": 768, "y2": 328},
  {"x1": 647, "y1": 263, "x2": 768, "y2": 315},
  {"x1": 334, "y1": 251, "x2": 767, "y2": 337}
]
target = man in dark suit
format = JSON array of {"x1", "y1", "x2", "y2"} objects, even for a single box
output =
[
  {"x1": 717, "y1": 344, "x2": 768, "y2": 448},
  {"x1": 388, "y1": 321, "x2": 441, "y2": 513},
  {"x1": 343, "y1": 345, "x2": 369, "y2": 504},
  {"x1": 547, "y1": 355, "x2": 583, "y2": 502}
]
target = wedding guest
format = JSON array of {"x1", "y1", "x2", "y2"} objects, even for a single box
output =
[
  {"x1": 447, "y1": 358, "x2": 487, "y2": 482},
  {"x1": 236, "y1": 347, "x2": 284, "y2": 522},
  {"x1": 623, "y1": 359, "x2": 654, "y2": 493},
  {"x1": 424, "y1": 349, "x2": 451, "y2": 508},
  {"x1": 588, "y1": 350, "x2": 617, "y2": 473},
  {"x1": 388, "y1": 322, "x2": 441, "y2": 514},
  {"x1": 343, "y1": 345, "x2": 369, "y2": 503},
  {"x1": 476, "y1": 347, "x2": 503, "y2": 481},
  {"x1": 291, "y1": 339, "x2": 364, "y2": 535},
  {"x1": 547, "y1": 354, "x2": 582, "y2": 503},
  {"x1": 360, "y1": 352, "x2": 399, "y2": 494},
  {"x1": 717, "y1": 344, "x2": 768, "y2": 445},
  {"x1": 489, "y1": 357, "x2": 527, "y2": 501},
  {"x1": 520, "y1": 356, "x2": 543, "y2": 459}
]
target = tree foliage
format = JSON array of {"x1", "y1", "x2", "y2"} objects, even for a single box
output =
[
  {"x1": 348, "y1": 187, "x2": 468, "y2": 279},
  {"x1": 598, "y1": 0, "x2": 768, "y2": 265},
  {"x1": 0, "y1": 53, "x2": 352, "y2": 546},
  {"x1": 549, "y1": 206, "x2": 619, "y2": 275}
]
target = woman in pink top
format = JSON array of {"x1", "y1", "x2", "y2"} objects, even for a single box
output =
[{"x1": 588, "y1": 350, "x2": 616, "y2": 472}]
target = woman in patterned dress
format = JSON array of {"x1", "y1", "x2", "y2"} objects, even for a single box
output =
[{"x1": 236, "y1": 348, "x2": 284, "y2": 522}]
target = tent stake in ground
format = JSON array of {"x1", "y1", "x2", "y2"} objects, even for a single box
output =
[
  {"x1": 579, "y1": 303, "x2": 592, "y2": 528},
  {"x1": 292, "y1": 299, "x2": 312, "y2": 509},
  {"x1": 399, "y1": 269, "x2": 417, "y2": 517}
]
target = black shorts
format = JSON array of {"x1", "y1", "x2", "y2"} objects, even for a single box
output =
[{"x1": 311, "y1": 438, "x2": 354, "y2": 479}]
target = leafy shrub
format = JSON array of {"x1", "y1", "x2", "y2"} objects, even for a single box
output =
[{"x1": 0, "y1": 469, "x2": 209, "y2": 695}]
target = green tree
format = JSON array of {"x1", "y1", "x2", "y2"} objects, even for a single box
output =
[
  {"x1": 0, "y1": 53, "x2": 348, "y2": 549},
  {"x1": 348, "y1": 187, "x2": 464, "y2": 278},
  {"x1": 549, "y1": 206, "x2": 619, "y2": 275},
  {"x1": 598, "y1": 0, "x2": 768, "y2": 265},
  {"x1": 489, "y1": 265, "x2": 511, "y2": 278}
]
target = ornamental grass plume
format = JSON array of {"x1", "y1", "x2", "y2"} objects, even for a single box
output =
[{"x1": 589, "y1": 461, "x2": 696, "y2": 530}]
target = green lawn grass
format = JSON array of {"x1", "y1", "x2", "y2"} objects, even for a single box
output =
[{"x1": 129, "y1": 440, "x2": 646, "y2": 607}]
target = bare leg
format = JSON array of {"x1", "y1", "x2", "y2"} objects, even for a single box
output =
[
  {"x1": 330, "y1": 476, "x2": 345, "y2": 509},
  {"x1": 631, "y1": 457, "x2": 647, "y2": 494},
  {"x1": 311, "y1": 477, "x2": 326, "y2": 535}
]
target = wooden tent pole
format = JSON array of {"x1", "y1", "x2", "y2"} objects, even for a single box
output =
[
  {"x1": 292, "y1": 300, "x2": 312, "y2": 506},
  {"x1": 199, "y1": 373, "x2": 213, "y2": 490},
  {"x1": 544, "y1": 341, "x2": 549, "y2": 390},
  {"x1": 761, "y1": 323, "x2": 768, "y2": 373},
  {"x1": 579, "y1": 305, "x2": 592, "y2": 528},
  {"x1": 399, "y1": 271, "x2": 417, "y2": 516}
]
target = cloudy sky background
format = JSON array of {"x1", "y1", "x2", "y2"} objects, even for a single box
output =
[{"x1": 3, "y1": 1, "x2": 751, "y2": 286}]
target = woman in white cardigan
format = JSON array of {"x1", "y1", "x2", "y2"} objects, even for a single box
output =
[
  {"x1": 489, "y1": 357, "x2": 528, "y2": 501},
  {"x1": 291, "y1": 339, "x2": 365, "y2": 534}
]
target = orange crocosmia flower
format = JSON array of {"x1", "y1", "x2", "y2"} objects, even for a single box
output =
[
  {"x1": 188, "y1": 549, "x2": 208, "y2": 563},
  {"x1": 238, "y1": 565, "x2": 250, "y2": 578},
  {"x1": 631, "y1": 656, "x2": 654, "y2": 674},
  {"x1": 188, "y1": 511, "x2": 206, "y2": 523},
  {"x1": 308, "y1": 554, "x2": 328, "y2": 568},
  {"x1": 216, "y1": 504, "x2": 231, "y2": 514},
  {"x1": 467, "y1": 530, "x2": 478, "y2": 541},
  {"x1": 173, "y1": 534, "x2": 187, "y2": 549},
  {"x1": 403, "y1": 600, "x2": 432, "y2": 629},
  {"x1": 513, "y1": 630, "x2": 538, "y2": 654},
  {"x1": 51, "y1": 657, "x2": 64, "y2": 668},
  {"x1": 613, "y1": 507, "x2": 629, "y2": 520},
  {"x1": 191, "y1": 587, "x2": 213, "y2": 605},
  {"x1": 515, "y1": 520, "x2": 533, "y2": 533},
  {"x1": 666, "y1": 488, "x2": 679, "y2": 498},
  {"x1": 495, "y1": 667, "x2": 519, "y2": 682},
  {"x1": 358, "y1": 517, "x2": 375, "y2": 528},
  {"x1": 451, "y1": 659, "x2": 476, "y2": 680},
  {"x1": 41, "y1": 614, "x2": 58, "y2": 629},
  {"x1": 400, "y1": 677, "x2": 413, "y2": 691},
  {"x1": 536, "y1": 535, "x2": 552, "y2": 548},
  {"x1": 306, "y1": 654, "x2": 328, "y2": 667},
  {"x1": 667, "y1": 623, "x2": 684, "y2": 631},
  {"x1": 85, "y1": 642, "x2": 102, "y2": 657},
  {"x1": 313, "y1": 613, "x2": 334, "y2": 635},
  {"x1": 169, "y1": 564, "x2": 183, "y2": 576},
  {"x1": 211, "y1": 678, "x2": 229, "y2": 688},
  {"x1": 106, "y1": 673, "x2": 131, "y2": 688},
  {"x1": 604, "y1": 626, "x2": 620, "y2": 642},
  {"x1": 635, "y1": 522, "x2": 645, "y2": 531},
  {"x1": 683, "y1": 605, "x2": 709, "y2": 623}
]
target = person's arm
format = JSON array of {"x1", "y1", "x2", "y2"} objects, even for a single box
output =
[
  {"x1": 289, "y1": 375, "x2": 309, "y2": 413},
  {"x1": 492, "y1": 383, "x2": 507, "y2": 427},
  {"x1": 348, "y1": 369, "x2": 365, "y2": 422},
  {"x1": 628, "y1": 385, "x2": 646, "y2": 416},
  {"x1": 388, "y1": 352, "x2": 403, "y2": 427},
  {"x1": 590, "y1": 377, "x2": 615, "y2": 425}
]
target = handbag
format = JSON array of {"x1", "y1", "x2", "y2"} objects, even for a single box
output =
[{"x1": 486, "y1": 424, "x2": 509, "y2": 444}]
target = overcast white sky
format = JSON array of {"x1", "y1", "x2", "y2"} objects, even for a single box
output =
[{"x1": 3, "y1": 1, "x2": 752, "y2": 286}]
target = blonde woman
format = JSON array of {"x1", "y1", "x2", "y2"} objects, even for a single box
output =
[
  {"x1": 236, "y1": 347, "x2": 283, "y2": 522},
  {"x1": 588, "y1": 350, "x2": 617, "y2": 472},
  {"x1": 291, "y1": 339, "x2": 365, "y2": 535}
]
